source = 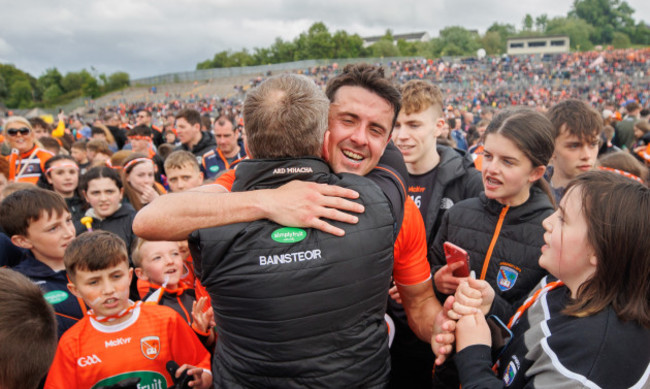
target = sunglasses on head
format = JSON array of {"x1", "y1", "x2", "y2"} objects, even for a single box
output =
[{"x1": 6, "y1": 127, "x2": 31, "y2": 136}]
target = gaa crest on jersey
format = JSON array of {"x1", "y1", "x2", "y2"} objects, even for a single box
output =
[
  {"x1": 497, "y1": 264, "x2": 519, "y2": 291},
  {"x1": 503, "y1": 360, "x2": 518, "y2": 386},
  {"x1": 140, "y1": 336, "x2": 160, "y2": 360}
]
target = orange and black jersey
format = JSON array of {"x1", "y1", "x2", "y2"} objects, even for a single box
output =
[
  {"x1": 45, "y1": 303, "x2": 211, "y2": 389},
  {"x1": 6, "y1": 145, "x2": 53, "y2": 184}
]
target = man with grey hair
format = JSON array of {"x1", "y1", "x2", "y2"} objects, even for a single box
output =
[{"x1": 186, "y1": 73, "x2": 419, "y2": 387}]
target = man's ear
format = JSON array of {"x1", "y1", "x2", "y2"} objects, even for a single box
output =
[
  {"x1": 322, "y1": 131, "x2": 331, "y2": 161},
  {"x1": 10, "y1": 235, "x2": 33, "y2": 250},
  {"x1": 434, "y1": 118, "x2": 445, "y2": 138}
]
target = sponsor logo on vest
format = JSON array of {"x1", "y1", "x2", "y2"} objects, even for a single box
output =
[
  {"x1": 209, "y1": 165, "x2": 220, "y2": 172},
  {"x1": 497, "y1": 262, "x2": 521, "y2": 292},
  {"x1": 78, "y1": 354, "x2": 102, "y2": 367},
  {"x1": 259, "y1": 249, "x2": 322, "y2": 266},
  {"x1": 91, "y1": 371, "x2": 166, "y2": 389},
  {"x1": 44, "y1": 290, "x2": 69, "y2": 305},
  {"x1": 140, "y1": 336, "x2": 160, "y2": 360},
  {"x1": 271, "y1": 227, "x2": 307, "y2": 243},
  {"x1": 272, "y1": 167, "x2": 314, "y2": 174},
  {"x1": 105, "y1": 337, "x2": 131, "y2": 348}
]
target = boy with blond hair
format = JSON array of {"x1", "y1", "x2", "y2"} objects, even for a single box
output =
[
  {"x1": 390, "y1": 79, "x2": 482, "y2": 387},
  {"x1": 133, "y1": 237, "x2": 215, "y2": 347},
  {"x1": 164, "y1": 150, "x2": 204, "y2": 192}
]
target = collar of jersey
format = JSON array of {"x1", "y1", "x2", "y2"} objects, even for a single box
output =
[{"x1": 89, "y1": 300, "x2": 142, "y2": 333}]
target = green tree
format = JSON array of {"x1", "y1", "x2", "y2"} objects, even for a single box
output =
[
  {"x1": 269, "y1": 38, "x2": 297, "y2": 63},
  {"x1": 611, "y1": 31, "x2": 631, "y2": 47},
  {"x1": 535, "y1": 14, "x2": 549, "y2": 32},
  {"x1": 397, "y1": 39, "x2": 419, "y2": 56},
  {"x1": 439, "y1": 26, "x2": 480, "y2": 56},
  {"x1": 42, "y1": 84, "x2": 64, "y2": 105},
  {"x1": 546, "y1": 16, "x2": 595, "y2": 50},
  {"x1": 107, "y1": 72, "x2": 130, "y2": 91},
  {"x1": 61, "y1": 70, "x2": 94, "y2": 93},
  {"x1": 7, "y1": 79, "x2": 33, "y2": 108},
  {"x1": 301, "y1": 22, "x2": 335, "y2": 59},
  {"x1": 0, "y1": 74, "x2": 7, "y2": 100},
  {"x1": 481, "y1": 31, "x2": 504, "y2": 55},
  {"x1": 230, "y1": 50, "x2": 254, "y2": 67},
  {"x1": 486, "y1": 23, "x2": 516, "y2": 53},
  {"x1": 82, "y1": 78, "x2": 100, "y2": 98},
  {"x1": 37, "y1": 68, "x2": 63, "y2": 93},
  {"x1": 252, "y1": 47, "x2": 272, "y2": 64},
  {"x1": 523, "y1": 14, "x2": 534, "y2": 31},
  {"x1": 0, "y1": 64, "x2": 36, "y2": 106},
  {"x1": 370, "y1": 40, "x2": 400, "y2": 57},
  {"x1": 629, "y1": 21, "x2": 650, "y2": 45},
  {"x1": 332, "y1": 30, "x2": 364, "y2": 58},
  {"x1": 570, "y1": 0, "x2": 635, "y2": 43}
]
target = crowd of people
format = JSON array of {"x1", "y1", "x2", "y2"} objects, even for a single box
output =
[{"x1": 0, "y1": 54, "x2": 648, "y2": 389}]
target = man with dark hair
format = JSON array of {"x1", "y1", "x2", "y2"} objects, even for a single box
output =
[
  {"x1": 201, "y1": 115, "x2": 246, "y2": 179},
  {"x1": 135, "y1": 68, "x2": 453, "y2": 387},
  {"x1": 135, "y1": 109, "x2": 163, "y2": 147},
  {"x1": 175, "y1": 109, "x2": 216, "y2": 161}
]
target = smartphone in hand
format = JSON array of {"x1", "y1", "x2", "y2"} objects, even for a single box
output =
[{"x1": 443, "y1": 241, "x2": 470, "y2": 277}]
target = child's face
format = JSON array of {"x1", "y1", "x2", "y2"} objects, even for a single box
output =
[
  {"x1": 552, "y1": 129, "x2": 599, "y2": 182},
  {"x1": 129, "y1": 137, "x2": 150, "y2": 154},
  {"x1": 127, "y1": 162, "x2": 155, "y2": 193},
  {"x1": 14, "y1": 210, "x2": 75, "y2": 264},
  {"x1": 68, "y1": 262, "x2": 133, "y2": 319},
  {"x1": 166, "y1": 165, "x2": 203, "y2": 192},
  {"x1": 84, "y1": 177, "x2": 123, "y2": 219},
  {"x1": 539, "y1": 186, "x2": 597, "y2": 293},
  {"x1": 165, "y1": 132, "x2": 176, "y2": 143},
  {"x1": 482, "y1": 133, "x2": 545, "y2": 207},
  {"x1": 47, "y1": 160, "x2": 79, "y2": 196},
  {"x1": 136, "y1": 241, "x2": 183, "y2": 289}
]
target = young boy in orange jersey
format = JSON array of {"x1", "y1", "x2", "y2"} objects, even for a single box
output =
[
  {"x1": 133, "y1": 238, "x2": 215, "y2": 347},
  {"x1": 45, "y1": 231, "x2": 211, "y2": 389}
]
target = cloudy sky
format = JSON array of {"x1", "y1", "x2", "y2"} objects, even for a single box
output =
[{"x1": 1, "y1": 0, "x2": 649, "y2": 80}]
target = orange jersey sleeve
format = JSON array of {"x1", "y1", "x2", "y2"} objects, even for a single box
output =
[
  {"x1": 392, "y1": 197, "x2": 431, "y2": 286},
  {"x1": 45, "y1": 304, "x2": 210, "y2": 389},
  {"x1": 214, "y1": 168, "x2": 235, "y2": 191}
]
